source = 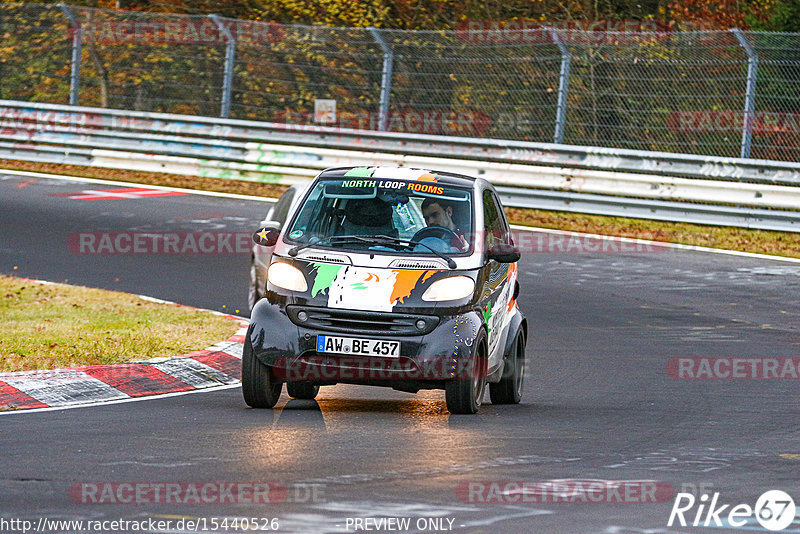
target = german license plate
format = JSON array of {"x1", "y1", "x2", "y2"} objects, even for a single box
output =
[{"x1": 316, "y1": 335, "x2": 400, "y2": 357}]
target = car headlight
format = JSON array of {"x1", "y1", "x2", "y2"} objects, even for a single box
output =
[
  {"x1": 267, "y1": 262, "x2": 308, "y2": 292},
  {"x1": 421, "y1": 276, "x2": 475, "y2": 302}
]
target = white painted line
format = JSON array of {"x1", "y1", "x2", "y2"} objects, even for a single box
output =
[
  {"x1": 137, "y1": 294, "x2": 249, "y2": 323},
  {"x1": 510, "y1": 223, "x2": 800, "y2": 264},
  {"x1": 137, "y1": 294, "x2": 175, "y2": 305},
  {"x1": 0, "y1": 383, "x2": 242, "y2": 416},
  {"x1": 0, "y1": 168, "x2": 278, "y2": 203}
]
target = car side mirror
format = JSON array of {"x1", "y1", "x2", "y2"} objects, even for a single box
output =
[
  {"x1": 253, "y1": 227, "x2": 281, "y2": 247},
  {"x1": 487, "y1": 245, "x2": 520, "y2": 263}
]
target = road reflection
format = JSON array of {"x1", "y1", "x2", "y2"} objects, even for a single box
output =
[{"x1": 273, "y1": 399, "x2": 327, "y2": 430}]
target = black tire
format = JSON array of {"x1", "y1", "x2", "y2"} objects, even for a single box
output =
[
  {"x1": 445, "y1": 334, "x2": 487, "y2": 414},
  {"x1": 248, "y1": 259, "x2": 262, "y2": 312},
  {"x1": 490, "y1": 331, "x2": 525, "y2": 404},
  {"x1": 286, "y1": 381, "x2": 320, "y2": 400},
  {"x1": 241, "y1": 334, "x2": 282, "y2": 408}
]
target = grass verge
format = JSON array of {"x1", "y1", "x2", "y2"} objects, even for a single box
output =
[
  {"x1": 2, "y1": 159, "x2": 799, "y2": 259},
  {"x1": 0, "y1": 275, "x2": 240, "y2": 372}
]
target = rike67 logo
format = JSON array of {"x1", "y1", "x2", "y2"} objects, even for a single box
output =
[{"x1": 669, "y1": 490, "x2": 796, "y2": 531}]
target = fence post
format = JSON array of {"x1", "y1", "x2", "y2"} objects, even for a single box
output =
[
  {"x1": 368, "y1": 27, "x2": 393, "y2": 132},
  {"x1": 731, "y1": 28, "x2": 758, "y2": 159},
  {"x1": 58, "y1": 4, "x2": 81, "y2": 106},
  {"x1": 209, "y1": 14, "x2": 236, "y2": 119},
  {"x1": 549, "y1": 27, "x2": 571, "y2": 144}
]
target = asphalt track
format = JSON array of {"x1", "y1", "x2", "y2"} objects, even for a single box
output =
[{"x1": 1, "y1": 172, "x2": 799, "y2": 534}]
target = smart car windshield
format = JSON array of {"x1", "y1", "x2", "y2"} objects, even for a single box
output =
[{"x1": 285, "y1": 177, "x2": 473, "y2": 255}]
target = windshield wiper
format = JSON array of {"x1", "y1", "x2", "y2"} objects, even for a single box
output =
[
  {"x1": 370, "y1": 235, "x2": 457, "y2": 269},
  {"x1": 288, "y1": 234, "x2": 457, "y2": 269},
  {"x1": 287, "y1": 235, "x2": 373, "y2": 257}
]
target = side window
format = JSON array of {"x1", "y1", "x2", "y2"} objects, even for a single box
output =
[
  {"x1": 271, "y1": 190, "x2": 296, "y2": 226},
  {"x1": 482, "y1": 189, "x2": 505, "y2": 250},
  {"x1": 492, "y1": 192, "x2": 511, "y2": 242},
  {"x1": 289, "y1": 187, "x2": 325, "y2": 236}
]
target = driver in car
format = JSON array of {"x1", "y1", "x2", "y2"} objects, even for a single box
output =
[{"x1": 421, "y1": 198, "x2": 469, "y2": 251}]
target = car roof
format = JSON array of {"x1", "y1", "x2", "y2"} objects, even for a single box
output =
[{"x1": 317, "y1": 166, "x2": 478, "y2": 187}]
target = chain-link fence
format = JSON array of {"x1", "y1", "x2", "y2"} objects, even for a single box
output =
[{"x1": 1, "y1": 3, "x2": 799, "y2": 161}]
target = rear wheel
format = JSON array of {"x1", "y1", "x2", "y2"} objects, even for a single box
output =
[
  {"x1": 286, "y1": 381, "x2": 320, "y2": 400},
  {"x1": 241, "y1": 334, "x2": 282, "y2": 408},
  {"x1": 490, "y1": 331, "x2": 525, "y2": 404},
  {"x1": 445, "y1": 336, "x2": 487, "y2": 414}
]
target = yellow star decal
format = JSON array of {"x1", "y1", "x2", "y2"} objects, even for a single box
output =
[{"x1": 256, "y1": 229, "x2": 269, "y2": 243}]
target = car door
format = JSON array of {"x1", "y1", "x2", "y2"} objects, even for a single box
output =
[{"x1": 481, "y1": 188, "x2": 515, "y2": 367}]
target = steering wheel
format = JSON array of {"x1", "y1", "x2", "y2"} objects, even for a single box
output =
[{"x1": 411, "y1": 226, "x2": 462, "y2": 246}]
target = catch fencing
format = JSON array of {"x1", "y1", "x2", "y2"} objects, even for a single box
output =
[{"x1": 1, "y1": 3, "x2": 799, "y2": 161}]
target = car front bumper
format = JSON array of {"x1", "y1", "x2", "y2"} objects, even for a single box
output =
[{"x1": 248, "y1": 297, "x2": 486, "y2": 386}]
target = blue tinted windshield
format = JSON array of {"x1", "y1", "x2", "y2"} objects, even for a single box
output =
[{"x1": 285, "y1": 178, "x2": 473, "y2": 255}]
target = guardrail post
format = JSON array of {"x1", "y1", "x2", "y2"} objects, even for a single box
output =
[
  {"x1": 58, "y1": 4, "x2": 82, "y2": 106},
  {"x1": 549, "y1": 27, "x2": 571, "y2": 144},
  {"x1": 732, "y1": 28, "x2": 758, "y2": 159},
  {"x1": 368, "y1": 27, "x2": 393, "y2": 132},
  {"x1": 209, "y1": 14, "x2": 236, "y2": 119}
]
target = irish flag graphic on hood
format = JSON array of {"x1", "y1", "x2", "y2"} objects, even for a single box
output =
[{"x1": 310, "y1": 263, "x2": 436, "y2": 311}]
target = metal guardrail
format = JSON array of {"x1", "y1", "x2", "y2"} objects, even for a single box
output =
[
  {"x1": 496, "y1": 188, "x2": 800, "y2": 233},
  {"x1": 2, "y1": 99, "x2": 800, "y2": 232},
  {"x1": 3, "y1": 99, "x2": 800, "y2": 184},
  {"x1": 4, "y1": 4, "x2": 800, "y2": 162}
]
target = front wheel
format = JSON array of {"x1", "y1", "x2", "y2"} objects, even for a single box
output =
[
  {"x1": 241, "y1": 334, "x2": 282, "y2": 408},
  {"x1": 489, "y1": 331, "x2": 525, "y2": 404},
  {"x1": 445, "y1": 337, "x2": 487, "y2": 414}
]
